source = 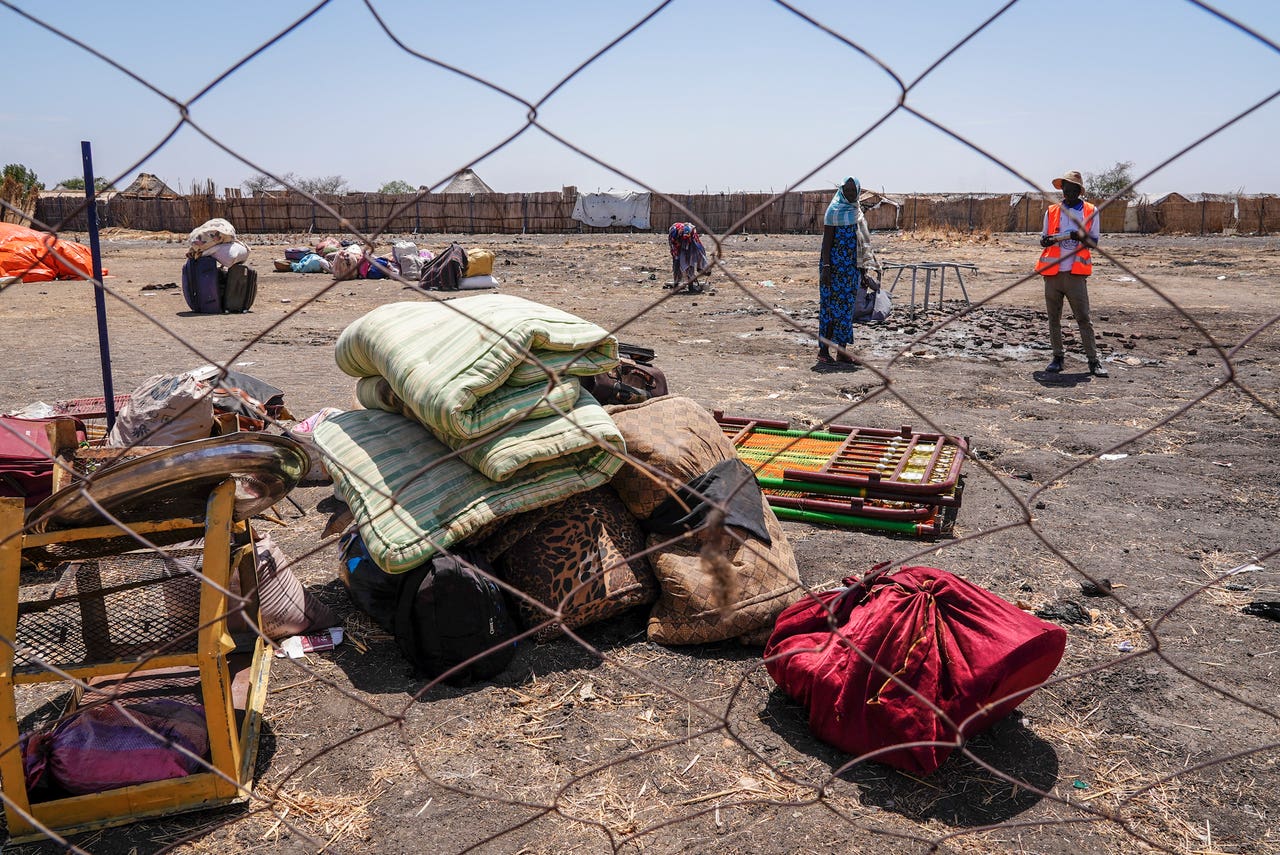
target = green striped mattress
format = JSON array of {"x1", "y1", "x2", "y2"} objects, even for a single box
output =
[
  {"x1": 336, "y1": 295, "x2": 618, "y2": 441},
  {"x1": 314, "y1": 409, "x2": 625, "y2": 573}
]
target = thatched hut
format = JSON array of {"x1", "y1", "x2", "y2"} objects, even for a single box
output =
[
  {"x1": 1148, "y1": 192, "x2": 1195, "y2": 233},
  {"x1": 441, "y1": 169, "x2": 495, "y2": 195},
  {"x1": 117, "y1": 172, "x2": 180, "y2": 198},
  {"x1": 860, "y1": 191, "x2": 900, "y2": 231}
]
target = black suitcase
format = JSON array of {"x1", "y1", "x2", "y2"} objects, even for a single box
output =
[
  {"x1": 181, "y1": 255, "x2": 223, "y2": 313},
  {"x1": 393, "y1": 551, "x2": 516, "y2": 685},
  {"x1": 222, "y1": 263, "x2": 258, "y2": 312}
]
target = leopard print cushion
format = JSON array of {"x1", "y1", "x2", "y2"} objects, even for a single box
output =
[{"x1": 495, "y1": 487, "x2": 657, "y2": 640}]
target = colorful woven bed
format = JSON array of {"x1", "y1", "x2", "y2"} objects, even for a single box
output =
[{"x1": 714, "y1": 412, "x2": 967, "y2": 537}]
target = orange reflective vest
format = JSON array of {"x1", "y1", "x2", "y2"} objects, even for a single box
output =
[{"x1": 1036, "y1": 202, "x2": 1096, "y2": 276}]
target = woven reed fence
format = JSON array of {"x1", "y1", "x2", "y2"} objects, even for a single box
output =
[{"x1": 33, "y1": 190, "x2": 1280, "y2": 236}]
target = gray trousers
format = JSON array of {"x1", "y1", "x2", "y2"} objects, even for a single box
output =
[{"x1": 1044, "y1": 272, "x2": 1098, "y2": 363}]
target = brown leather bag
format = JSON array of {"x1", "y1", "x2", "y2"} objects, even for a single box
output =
[{"x1": 582, "y1": 356, "x2": 668, "y2": 405}]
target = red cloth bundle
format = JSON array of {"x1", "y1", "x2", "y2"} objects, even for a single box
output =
[{"x1": 764, "y1": 566, "x2": 1066, "y2": 774}]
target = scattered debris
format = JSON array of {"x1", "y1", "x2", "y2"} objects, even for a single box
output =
[
  {"x1": 1035, "y1": 601, "x2": 1091, "y2": 625},
  {"x1": 1080, "y1": 579, "x2": 1113, "y2": 597},
  {"x1": 277, "y1": 627, "x2": 345, "y2": 659},
  {"x1": 1242, "y1": 602, "x2": 1280, "y2": 623}
]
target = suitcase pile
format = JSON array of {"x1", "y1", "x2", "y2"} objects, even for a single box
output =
[{"x1": 181, "y1": 257, "x2": 258, "y2": 314}]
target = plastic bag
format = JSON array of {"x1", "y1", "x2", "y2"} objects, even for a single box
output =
[
  {"x1": 203, "y1": 240, "x2": 250, "y2": 267},
  {"x1": 465, "y1": 247, "x2": 495, "y2": 277},
  {"x1": 392, "y1": 241, "x2": 422, "y2": 280},
  {"x1": 332, "y1": 244, "x2": 364, "y2": 280},
  {"x1": 852, "y1": 283, "x2": 892, "y2": 323},
  {"x1": 107, "y1": 372, "x2": 213, "y2": 447}
]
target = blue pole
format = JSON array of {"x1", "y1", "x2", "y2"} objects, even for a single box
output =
[{"x1": 81, "y1": 141, "x2": 117, "y2": 431}]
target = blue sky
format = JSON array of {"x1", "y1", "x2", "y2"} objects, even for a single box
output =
[{"x1": 3, "y1": 0, "x2": 1278, "y2": 197}]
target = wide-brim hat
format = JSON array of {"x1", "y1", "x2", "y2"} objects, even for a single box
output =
[{"x1": 1052, "y1": 170, "x2": 1085, "y2": 190}]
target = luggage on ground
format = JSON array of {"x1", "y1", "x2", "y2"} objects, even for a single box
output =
[
  {"x1": 340, "y1": 530, "x2": 405, "y2": 633},
  {"x1": 0, "y1": 416, "x2": 86, "y2": 507},
  {"x1": 22, "y1": 698, "x2": 209, "y2": 796},
  {"x1": 181, "y1": 255, "x2": 223, "y2": 314},
  {"x1": 764, "y1": 565, "x2": 1067, "y2": 774},
  {"x1": 108, "y1": 372, "x2": 215, "y2": 447},
  {"x1": 392, "y1": 241, "x2": 422, "y2": 280},
  {"x1": 487, "y1": 487, "x2": 658, "y2": 640},
  {"x1": 332, "y1": 244, "x2": 364, "y2": 280},
  {"x1": 465, "y1": 247, "x2": 495, "y2": 277},
  {"x1": 222, "y1": 263, "x2": 258, "y2": 312},
  {"x1": 418, "y1": 243, "x2": 468, "y2": 291},
  {"x1": 582, "y1": 356, "x2": 668, "y2": 405},
  {"x1": 393, "y1": 551, "x2": 516, "y2": 684}
]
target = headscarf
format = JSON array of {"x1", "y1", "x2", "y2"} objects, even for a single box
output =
[
  {"x1": 668, "y1": 222, "x2": 702, "y2": 257},
  {"x1": 823, "y1": 177, "x2": 881, "y2": 275},
  {"x1": 823, "y1": 177, "x2": 862, "y2": 227}
]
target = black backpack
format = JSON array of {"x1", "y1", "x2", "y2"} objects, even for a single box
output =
[
  {"x1": 222, "y1": 263, "x2": 258, "y2": 312},
  {"x1": 393, "y1": 551, "x2": 517, "y2": 685}
]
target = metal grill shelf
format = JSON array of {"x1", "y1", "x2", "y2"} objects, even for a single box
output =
[{"x1": 0, "y1": 480, "x2": 271, "y2": 843}]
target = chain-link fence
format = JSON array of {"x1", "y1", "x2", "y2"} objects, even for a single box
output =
[{"x1": 1, "y1": 1, "x2": 1278, "y2": 852}]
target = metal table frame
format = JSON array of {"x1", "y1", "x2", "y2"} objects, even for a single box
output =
[{"x1": 881, "y1": 262, "x2": 976, "y2": 314}]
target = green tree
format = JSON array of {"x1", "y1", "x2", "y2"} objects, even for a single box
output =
[
  {"x1": 55, "y1": 177, "x2": 114, "y2": 192},
  {"x1": 2, "y1": 164, "x2": 43, "y2": 192},
  {"x1": 378, "y1": 180, "x2": 415, "y2": 194},
  {"x1": 1085, "y1": 161, "x2": 1136, "y2": 199}
]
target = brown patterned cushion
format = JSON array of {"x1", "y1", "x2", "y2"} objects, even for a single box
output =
[
  {"x1": 493, "y1": 487, "x2": 658, "y2": 640},
  {"x1": 606, "y1": 396, "x2": 737, "y2": 519},
  {"x1": 646, "y1": 503, "x2": 802, "y2": 645}
]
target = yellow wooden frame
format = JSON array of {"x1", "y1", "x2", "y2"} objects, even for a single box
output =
[{"x1": 0, "y1": 479, "x2": 271, "y2": 844}]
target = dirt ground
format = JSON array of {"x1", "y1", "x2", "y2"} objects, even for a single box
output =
[{"x1": 2, "y1": 229, "x2": 1278, "y2": 854}]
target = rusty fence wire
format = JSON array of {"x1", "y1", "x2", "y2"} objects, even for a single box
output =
[{"x1": 1, "y1": 0, "x2": 1278, "y2": 852}]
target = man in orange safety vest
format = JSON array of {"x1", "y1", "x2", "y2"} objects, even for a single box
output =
[{"x1": 1036, "y1": 170, "x2": 1107, "y2": 377}]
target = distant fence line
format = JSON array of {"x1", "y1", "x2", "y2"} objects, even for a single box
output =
[{"x1": 33, "y1": 189, "x2": 1280, "y2": 236}]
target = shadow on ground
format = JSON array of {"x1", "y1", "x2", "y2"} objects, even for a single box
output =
[{"x1": 759, "y1": 691, "x2": 1059, "y2": 827}]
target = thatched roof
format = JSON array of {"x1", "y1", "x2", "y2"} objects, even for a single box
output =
[
  {"x1": 117, "y1": 172, "x2": 180, "y2": 198},
  {"x1": 442, "y1": 169, "x2": 494, "y2": 194}
]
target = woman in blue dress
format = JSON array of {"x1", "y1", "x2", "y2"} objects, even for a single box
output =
[{"x1": 817, "y1": 177, "x2": 881, "y2": 365}]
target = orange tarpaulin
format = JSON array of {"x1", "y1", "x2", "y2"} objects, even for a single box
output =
[{"x1": 0, "y1": 222, "x2": 105, "y2": 283}]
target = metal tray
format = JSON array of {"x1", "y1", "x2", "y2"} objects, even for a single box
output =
[{"x1": 28, "y1": 433, "x2": 311, "y2": 530}]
